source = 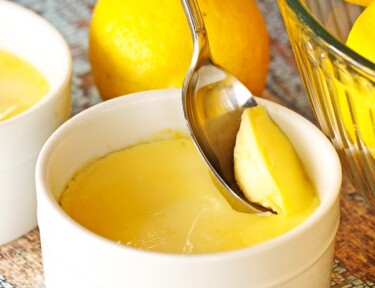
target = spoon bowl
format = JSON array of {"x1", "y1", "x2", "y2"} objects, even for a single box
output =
[{"x1": 180, "y1": 0, "x2": 264, "y2": 213}]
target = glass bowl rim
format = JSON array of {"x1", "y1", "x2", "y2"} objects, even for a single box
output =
[{"x1": 285, "y1": 0, "x2": 375, "y2": 76}]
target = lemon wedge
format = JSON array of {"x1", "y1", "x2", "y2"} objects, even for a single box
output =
[
  {"x1": 344, "y1": 0, "x2": 373, "y2": 6},
  {"x1": 346, "y1": 1, "x2": 375, "y2": 63},
  {"x1": 233, "y1": 106, "x2": 316, "y2": 214}
]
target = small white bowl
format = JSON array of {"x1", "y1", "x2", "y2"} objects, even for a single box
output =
[
  {"x1": 36, "y1": 89, "x2": 341, "y2": 288},
  {"x1": 0, "y1": 0, "x2": 72, "y2": 245}
]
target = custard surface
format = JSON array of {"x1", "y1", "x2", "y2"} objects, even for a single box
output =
[
  {"x1": 60, "y1": 137, "x2": 319, "y2": 254},
  {"x1": 0, "y1": 50, "x2": 49, "y2": 121}
]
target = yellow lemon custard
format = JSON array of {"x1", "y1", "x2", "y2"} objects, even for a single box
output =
[
  {"x1": 60, "y1": 134, "x2": 319, "y2": 254},
  {"x1": 234, "y1": 107, "x2": 317, "y2": 214},
  {"x1": 0, "y1": 50, "x2": 49, "y2": 122}
]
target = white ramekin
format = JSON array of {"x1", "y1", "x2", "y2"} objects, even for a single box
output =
[
  {"x1": 36, "y1": 89, "x2": 341, "y2": 288},
  {"x1": 0, "y1": 0, "x2": 72, "y2": 245}
]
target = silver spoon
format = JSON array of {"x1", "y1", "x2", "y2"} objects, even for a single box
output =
[{"x1": 180, "y1": 0, "x2": 267, "y2": 213}]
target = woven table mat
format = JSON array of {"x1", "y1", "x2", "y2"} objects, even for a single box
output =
[{"x1": 0, "y1": 0, "x2": 374, "y2": 287}]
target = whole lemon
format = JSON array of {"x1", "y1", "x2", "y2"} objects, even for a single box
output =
[{"x1": 89, "y1": 0, "x2": 270, "y2": 100}]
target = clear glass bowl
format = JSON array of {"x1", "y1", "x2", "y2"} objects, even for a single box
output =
[{"x1": 277, "y1": 0, "x2": 375, "y2": 206}]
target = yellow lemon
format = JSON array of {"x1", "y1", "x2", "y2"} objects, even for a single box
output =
[
  {"x1": 344, "y1": 0, "x2": 373, "y2": 6},
  {"x1": 89, "y1": 0, "x2": 270, "y2": 100},
  {"x1": 335, "y1": 1, "x2": 375, "y2": 158},
  {"x1": 334, "y1": 75, "x2": 375, "y2": 158},
  {"x1": 346, "y1": 1, "x2": 375, "y2": 63}
]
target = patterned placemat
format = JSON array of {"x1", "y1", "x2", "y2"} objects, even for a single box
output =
[{"x1": 0, "y1": 0, "x2": 373, "y2": 287}]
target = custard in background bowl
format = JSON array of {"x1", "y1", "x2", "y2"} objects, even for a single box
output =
[
  {"x1": 277, "y1": 0, "x2": 375, "y2": 206},
  {"x1": 36, "y1": 89, "x2": 341, "y2": 288},
  {"x1": 0, "y1": 0, "x2": 71, "y2": 245},
  {"x1": 0, "y1": 50, "x2": 49, "y2": 121}
]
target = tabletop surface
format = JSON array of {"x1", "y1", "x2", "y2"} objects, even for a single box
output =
[{"x1": 0, "y1": 0, "x2": 374, "y2": 287}]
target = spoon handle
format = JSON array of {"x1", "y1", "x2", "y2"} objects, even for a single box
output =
[
  {"x1": 180, "y1": 0, "x2": 212, "y2": 64},
  {"x1": 180, "y1": 0, "x2": 206, "y2": 34}
]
